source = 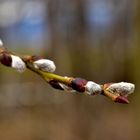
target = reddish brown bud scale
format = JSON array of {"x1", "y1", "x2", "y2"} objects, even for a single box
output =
[
  {"x1": 31, "y1": 55, "x2": 44, "y2": 62},
  {"x1": 0, "y1": 48, "x2": 6, "y2": 54},
  {"x1": 0, "y1": 53, "x2": 12, "y2": 67},
  {"x1": 115, "y1": 96, "x2": 129, "y2": 104},
  {"x1": 103, "y1": 83, "x2": 113, "y2": 90},
  {"x1": 71, "y1": 78, "x2": 87, "y2": 92},
  {"x1": 49, "y1": 80, "x2": 64, "y2": 90},
  {"x1": 23, "y1": 55, "x2": 44, "y2": 63}
]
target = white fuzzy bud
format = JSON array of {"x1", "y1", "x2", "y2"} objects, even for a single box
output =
[
  {"x1": 0, "y1": 39, "x2": 3, "y2": 46},
  {"x1": 107, "y1": 82, "x2": 135, "y2": 96},
  {"x1": 33, "y1": 59, "x2": 56, "y2": 73},
  {"x1": 85, "y1": 81, "x2": 102, "y2": 95},
  {"x1": 11, "y1": 55, "x2": 26, "y2": 72}
]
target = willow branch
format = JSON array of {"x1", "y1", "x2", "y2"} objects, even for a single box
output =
[{"x1": 0, "y1": 42, "x2": 135, "y2": 104}]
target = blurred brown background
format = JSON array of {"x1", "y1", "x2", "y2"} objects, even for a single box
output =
[{"x1": 0, "y1": 0, "x2": 139, "y2": 140}]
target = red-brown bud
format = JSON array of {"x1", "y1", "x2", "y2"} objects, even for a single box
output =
[
  {"x1": 0, "y1": 53, "x2": 12, "y2": 67},
  {"x1": 71, "y1": 78, "x2": 87, "y2": 92}
]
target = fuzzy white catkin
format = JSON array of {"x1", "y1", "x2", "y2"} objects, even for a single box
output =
[
  {"x1": 11, "y1": 55, "x2": 26, "y2": 72},
  {"x1": 85, "y1": 81, "x2": 102, "y2": 95},
  {"x1": 108, "y1": 82, "x2": 135, "y2": 96},
  {"x1": 0, "y1": 39, "x2": 3, "y2": 46},
  {"x1": 33, "y1": 59, "x2": 56, "y2": 73}
]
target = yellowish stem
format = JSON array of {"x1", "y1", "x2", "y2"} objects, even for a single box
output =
[{"x1": 25, "y1": 61, "x2": 71, "y2": 85}]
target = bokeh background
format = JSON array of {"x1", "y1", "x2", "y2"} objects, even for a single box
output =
[{"x1": 0, "y1": 0, "x2": 139, "y2": 140}]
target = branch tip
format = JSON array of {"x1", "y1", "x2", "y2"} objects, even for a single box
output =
[{"x1": 0, "y1": 47, "x2": 135, "y2": 104}]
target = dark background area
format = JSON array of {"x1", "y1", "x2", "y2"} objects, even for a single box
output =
[{"x1": 0, "y1": 0, "x2": 139, "y2": 140}]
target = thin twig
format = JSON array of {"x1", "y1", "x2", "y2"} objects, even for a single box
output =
[{"x1": 0, "y1": 45, "x2": 135, "y2": 104}]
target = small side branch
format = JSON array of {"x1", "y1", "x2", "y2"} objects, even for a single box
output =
[{"x1": 0, "y1": 43, "x2": 135, "y2": 104}]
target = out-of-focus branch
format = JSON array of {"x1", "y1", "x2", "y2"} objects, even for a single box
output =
[{"x1": 0, "y1": 41, "x2": 135, "y2": 104}]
